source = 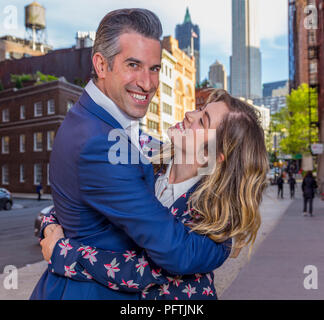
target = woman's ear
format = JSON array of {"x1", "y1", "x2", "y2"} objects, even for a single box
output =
[{"x1": 218, "y1": 153, "x2": 225, "y2": 163}]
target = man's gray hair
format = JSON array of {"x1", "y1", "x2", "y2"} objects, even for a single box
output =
[{"x1": 92, "y1": 8, "x2": 163, "y2": 79}]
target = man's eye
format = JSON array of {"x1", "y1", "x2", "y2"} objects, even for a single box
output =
[
  {"x1": 128, "y1": 63, "x2": 138, "y2": 68},
  {"x1": 151, "y1": 66, "x2": 161, "y2": 72}
]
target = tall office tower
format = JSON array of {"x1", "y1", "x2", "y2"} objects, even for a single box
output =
[
  {"x1": 175, "y1": 7, "x2": 200, "y2": 86},
  {"x1": 231, "y1": 0, "x2": 262, "y2": 99},
  {"x1": 208, "y1": 60, "x2": 227, "y2": 90}
]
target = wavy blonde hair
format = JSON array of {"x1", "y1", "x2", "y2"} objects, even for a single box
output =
[{"x1": 187, "y1": 89, "x2": 269, "y2": 257}]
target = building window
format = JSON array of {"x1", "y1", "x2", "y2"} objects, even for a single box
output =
[
  {"x1": 19, "y1": 134, "x2": 26, "y2": 153},
  {"x1": 1, "y1": 136, "x2": 9, "y2": 154},
  {"x1": 47, "y1": 99, "x2": 55, "y2": 114},
  {"x1": 147, "y1": 120, "x2": 159, "y2": 133},
  {"x1": 67, "y1": 100, "x2": 74, "y2": 112},
  {"x1": 34, "y1": 164, "x2": 42, "y2": 185},
  {"x1": 33, "y1": 132, "x2": 43, "y2": 151},
  {"x1": 34, "y1": 102, "x2": 43, "y2": 117},
  {"x1": 20, "y1": 105, "x2": 26, "y2": 119},
  {"x1": 20, "y1": 164, "x2": 25, "y2": 183},
  {"x1": 162, "y1": 83, "x2": 172, "y2": 96},
  {"x1": 2, "y1": 109, "x2": 9, "y2": 122},
  {"x1": 149, "y1": 102, "x2": 159, "y2": 115},
  {"x1": 163, "y1": 121, "x2": 172, "y2": 132},
  {"x1": 47, "y1": 131, "x2": 55, "y2": 151},
  {"x1": 2, "y1": 165, "x2": 9, "y2": 185},
  {"x1": 163, "y1": 103, "x2": 172, "y2": 115}
]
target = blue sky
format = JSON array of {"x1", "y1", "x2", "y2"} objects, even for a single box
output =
[{"x1": 0, "y1": 0, "x2": 288, "y2": 84}]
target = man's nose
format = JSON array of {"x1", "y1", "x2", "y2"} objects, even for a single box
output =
[{"x1": 136, "y1": 69, "x2": 153, "y2": 92}]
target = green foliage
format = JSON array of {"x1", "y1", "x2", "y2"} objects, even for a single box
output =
[
  {"x1": 10, "y1": 71, "x2": 58, "y2": 88},
  {"x1": 272, "y1": 83, "x2": 318, "y2": 156},
  {"x1": 35, "y1": 71, "x2": 58, "y2": 84}
]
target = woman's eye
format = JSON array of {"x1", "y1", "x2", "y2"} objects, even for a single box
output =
[{"x1": 199, "y1": 118, "x2": 204, "y2": 127}]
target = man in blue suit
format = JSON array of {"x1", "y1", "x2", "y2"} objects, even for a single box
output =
[{"x1": 30, "y1": 8, "x2": 231, "y2": 300}]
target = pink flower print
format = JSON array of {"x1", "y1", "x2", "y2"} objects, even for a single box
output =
[
  {"x1": 139, "y1": 134, "x2": 150, "y2": 148},
  {"x1": 41, "y1": 214, "x2": 56, "y2": 226},
  {"x1": 167, "y1": 276, "x2": 184, "y2": 287},
  {"x1": 136, "y1": 256, "x2": 148, "y2": 277},
  {"x1": 181, "y1": 209, "x2": 190, "y2": 217},
  {"x1": 58, "y1": 239, "x2": 73, "y2": 258},
  {"x1": 82, "y1": 269, "x2": 93, "y2": 279},
  {"x1": 159, "y1": 283, "x2": 170, "y2": 296},
  {"x1": 174, "y1": 297, "x2": 179, "y2": 300},
  {"x1": 77, "y1": 245, "x2": 98, "y2": 265},
  {"x1": 181, "y1": 193, "x2": 187, "y2": 198},
  {"x1": 152, "y1": 268, "x2": 162, "y2": 279},
  {"x1": 104, "y1": 258, "x2": 120, "y2": 279},
  {"x1": 121, "y1": 279, "x2": 139, "y2": 289},
  {"x1": 171, "y1": 207, "x2": 178, "y2": 216},
  {"x1": 142, "y1": 283, "x2": 155, "y2": 298},
  {"x1": 123, "y1": 250, "x2": 136, "y2": 262},
  {"x1": 64, "y1": 262, "x2": 77, "y2": 278},
  {"x1": 194, "y1": 273, "x2": 203, "y2": 283},
  {"x1": 182, "y1": 284, "x2": 197, "y2": 298},
  {"x1": 206, "y1": 273, "x2": 213, "y2": 285},
  {"x1": 108, "y1": 282, "x2": 119, "y2": 290},
  {"x1": 202, "y1": 286, "x2": 214, "y2": 296}
]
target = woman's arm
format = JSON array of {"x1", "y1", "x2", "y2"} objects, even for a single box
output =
[{"x1": 41, "y1": 223, "x2": 169, "y2": 292}]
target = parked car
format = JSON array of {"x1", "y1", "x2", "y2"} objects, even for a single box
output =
[
  {"x1": 0, "y1": 188, "x2": 13, "y2": 210},
  {"x1": 34, "y1": 204, "x2": 54, "y2": 237}
]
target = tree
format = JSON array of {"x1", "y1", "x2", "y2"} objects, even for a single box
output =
[{"x1": 272, "y1": 83, "x2": 318, "y2": 156}]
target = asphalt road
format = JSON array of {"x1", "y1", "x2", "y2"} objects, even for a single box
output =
[{"x1": 0, "y1": 198, "x2": 52, "y2": 272}]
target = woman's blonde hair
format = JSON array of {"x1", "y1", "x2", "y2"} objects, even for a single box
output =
[{"x1": 188, "y1": 89, "x2": 269, "y2": 256}]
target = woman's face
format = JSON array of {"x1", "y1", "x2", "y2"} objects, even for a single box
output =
[{"x1": 168, "y1": 101, "x2": 229, "y2": 164}]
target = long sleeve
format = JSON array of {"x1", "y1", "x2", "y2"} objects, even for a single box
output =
[{"x1": 78, "y1": 135, "x2": 231, "y2": 275}]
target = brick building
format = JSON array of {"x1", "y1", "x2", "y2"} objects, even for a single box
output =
[{"x1": 0, "y1": 79, "x2": 82, "y2": 194}]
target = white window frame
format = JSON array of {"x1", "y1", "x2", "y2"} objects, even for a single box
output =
[
  {"x1": 20, "y1": 105, "x2": 25, "y2": 120},
  {"x1": 19, "y1": 134, "x2": 25, "y2": 153},
  {"x1": 33, "y1": 132, "x2": 43, "y2": 152},
  {"x1": 2, "y1": 109, "x2": 9, "y2": 122},
  {"x1": 1, "y1": 136, "x2": 9, "y2": 154},
  {"x1": 47, "y1": 131, "x2": 54, "y2": 151},
  {"x1": 20, "y1": 164, "x2": 25, "y2": 183},
  {"x1": 34, "y1": 163, "x2": 42, "y2": 185},
  {"x1": 34, "y1": 102, "x2": 43, "y2": 117},
  {"x1": 47, "y1": 163, "x2": 50, "y2": 185},
  {"x1": 2, "y1": 165, "x2": 9, "y2": 185},
  {"x1": 47, "y1": 99, "x2": 55, "y2": 115}
]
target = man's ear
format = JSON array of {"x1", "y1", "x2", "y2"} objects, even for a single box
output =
[{"x1": 92, "y1": 52, "x2": 108, "y2": 79}]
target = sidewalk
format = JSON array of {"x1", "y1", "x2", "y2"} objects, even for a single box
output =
[{"x1": 220, "y1": 187, "x2": 324, "y2": 300}]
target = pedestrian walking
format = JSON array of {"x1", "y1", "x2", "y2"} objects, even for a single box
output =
[
  {"x1": 302, "y1": 171, "x2": 317, "y2": 216},
  {"x1": 277, "y1": 174, "x2": 284, "y2": 199},
  {"x1": 288, "y1": 173, "x2": 296, "y2": 199},
  {"x1": 36, "y1": 183, "x2": 43, "y2": 201}
]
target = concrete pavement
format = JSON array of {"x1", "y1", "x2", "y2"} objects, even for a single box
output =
[
  {"x1": 221, "y1": 186, "x2": 324, "y2": 300},
  {"x1": 0, "y1": 184, "x2": 322, "y2": 300}
]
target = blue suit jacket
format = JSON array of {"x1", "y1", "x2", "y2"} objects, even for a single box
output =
[{"x1": 30, "y1": 90, "x2": 231, "y2": 300}]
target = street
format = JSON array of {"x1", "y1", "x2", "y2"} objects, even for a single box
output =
[{"x1": 0, "y1": 198, "x2": 52, "y2": 272}]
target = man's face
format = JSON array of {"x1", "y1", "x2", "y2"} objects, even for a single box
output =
[{"x1": 101, "y1": 32, "x2": 161, "y2": 119}]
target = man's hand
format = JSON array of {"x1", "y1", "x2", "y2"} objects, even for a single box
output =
[{"x1": 40, "y1": 225, "x2": 65, "y2": 262}]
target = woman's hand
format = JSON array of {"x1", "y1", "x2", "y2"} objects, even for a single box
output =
[{"x1": 40, "y1": 225, "x2": 65, "y2": 262}]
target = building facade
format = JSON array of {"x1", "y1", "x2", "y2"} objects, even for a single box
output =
[
  {"x1": 231, "y1": 0, "x2": 262, "y2": 99},
  {"x1": 0, "y1": 79, "x2": 82, "y2": 194},
  {"x1": 175, "y1": 7, "x2": 200, "y2": 86},
  {"x1": 208, "y1": 60, "x2": 227, "y2": 90}
]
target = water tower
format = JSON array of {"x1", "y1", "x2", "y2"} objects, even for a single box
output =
[{"x1": 25, "y1": 1, "x2": 46, "y2": 51}]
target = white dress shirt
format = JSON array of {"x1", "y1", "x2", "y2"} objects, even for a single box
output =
[
  {"x1": 84, "y1": 80, "x2": 140, "y2": 150},
  {"x1": 155, "y1": 162, "x2": 202, "y2": 208}
]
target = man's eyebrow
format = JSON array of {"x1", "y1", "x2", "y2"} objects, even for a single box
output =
[{"x1": 124, "y1": 57, "x2": 142, "y2": 64}]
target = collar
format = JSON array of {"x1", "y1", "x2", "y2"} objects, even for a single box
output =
[
  {"x1": 160, "y1": 161, "x2": 202, "y2": 201},
  {"x1": 84, "y1": 79, "x2": 139, "y2": 131}
]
